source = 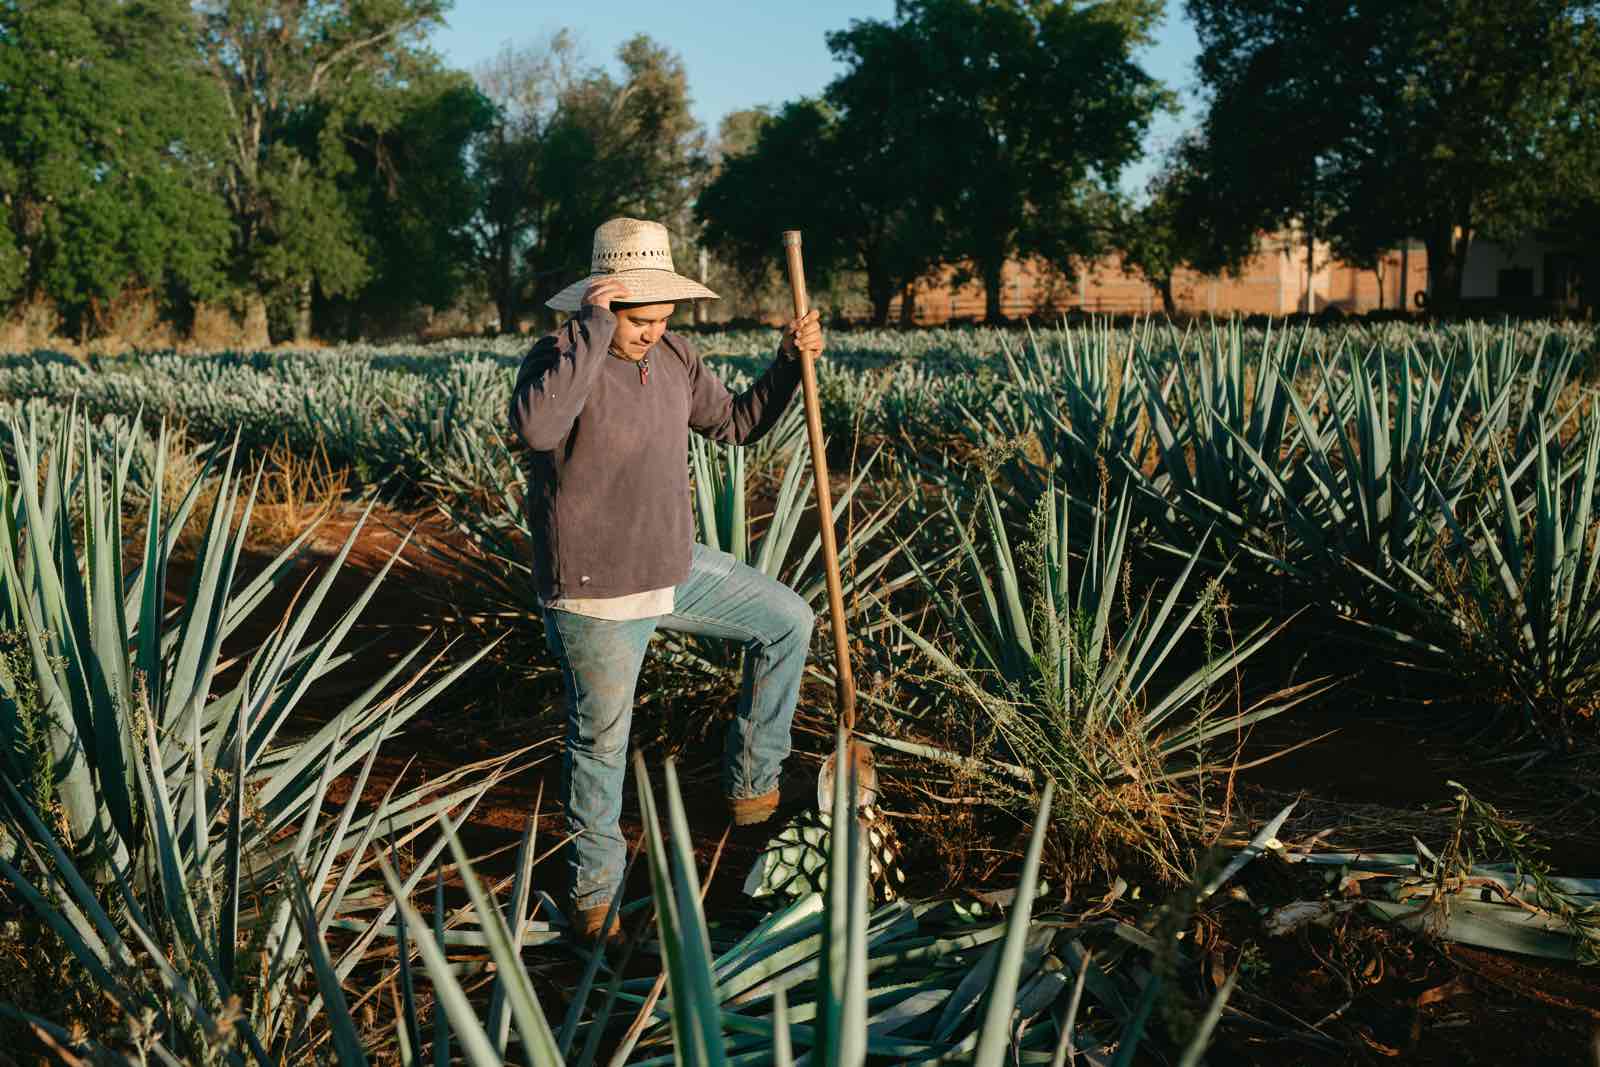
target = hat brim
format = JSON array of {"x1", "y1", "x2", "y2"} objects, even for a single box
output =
[{"x1": 546, "y1": 269, "x2": 719, "y2": 312}]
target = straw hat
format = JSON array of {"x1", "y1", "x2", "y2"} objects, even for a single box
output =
[{"x1": 545, "y1": 218, "x2": 719, "y2": 312}]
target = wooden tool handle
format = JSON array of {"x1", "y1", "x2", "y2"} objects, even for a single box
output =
[{"x1": 782, "y1": 230, "x2": 856, "y2": 730}]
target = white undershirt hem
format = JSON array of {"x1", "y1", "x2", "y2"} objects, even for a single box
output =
[{"x1": 543, "y1": 586, "x2": 675, "y2": 621}]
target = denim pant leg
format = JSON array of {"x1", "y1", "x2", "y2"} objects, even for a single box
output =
[
  {"x1": 543, "y1": 608, "x2": 658, "y2": 911},
  {"x1": 659, "y1": 543, "x2": 815, "y2": 799}
]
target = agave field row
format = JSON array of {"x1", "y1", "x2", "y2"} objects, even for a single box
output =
[
  {"x1": 5, "y1": 319, "x2": 1600, "y2": 1062},
  {"x1": 6, "y1": 319, "x2": 1598, "y2": 727},
  {"x1": 0, "y1": 412, "x2": 1256, "y2": 1064}
]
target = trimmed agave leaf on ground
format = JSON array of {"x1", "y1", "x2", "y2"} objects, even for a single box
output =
[
  {"x1": 1276, "y1": 783, "x2": 1600, "y2": 963},
  {"x1": 0, "y1": 410, "x2": 524, "y2": 1062}
]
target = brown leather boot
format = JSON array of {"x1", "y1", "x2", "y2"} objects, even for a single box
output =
[
  {"x1": 729, "y1": 787, "x2": 780, "y2": 827},
  {"x1": 729, "y1": 767, "x2": 813, "y2": 827},
  {"x1": 573, "y1": 902, "x2": 623, "y2": 947}
]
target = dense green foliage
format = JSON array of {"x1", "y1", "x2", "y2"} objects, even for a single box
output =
[
  {"x1": 0, "y1": 0, "x2": 233, "y2": 330},
  {"x1": 699, "y1": 0, "x2": 1170, "y2": 325},
  {"x1": 469, "y1": 33, "x2": 707, "y2": 332},
  {"x1": 0, "y1": 3, "x2": 707, "y2": 343},
  {"x1": 194, "y1": 0, "x2": 495, "y2": 340},
  {"x1": 1182, "y1": 0, "x2": 1600, "y2": 312}
]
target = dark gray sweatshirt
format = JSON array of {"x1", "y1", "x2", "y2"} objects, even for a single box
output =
[{"x1": 507, "y1": 304, "x2": 802, "y2": 600}]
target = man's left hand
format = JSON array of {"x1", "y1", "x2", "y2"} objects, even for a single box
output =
[{"x1": 781, "y1": 309, "x2": 824, "y2": 362}]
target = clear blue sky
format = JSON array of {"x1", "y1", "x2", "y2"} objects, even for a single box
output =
[{"x1": 428, "y1": 1, "x2": 1201, "y2": 194}]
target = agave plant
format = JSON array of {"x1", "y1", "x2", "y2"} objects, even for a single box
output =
[
  {"x1": 685, "y1": 428, "x2": 922, "y2": 641},
  {"x1": 879, "y1": 477, "x2": 1324, "y2": 874},
  {"x1": 359, "y1": 735, "x2": 1240, "y2": 1066},
  {"x1": 1211, "y1": 340, "x2": 1572, "y2": 613},
  {"x1": 957, "y1": 319, "x2": 1159, "y2": 504},
  {"x1": 1131, "y1": 319, "x2": 1307, "y2": 560},
  {"x1": 0, "y1": 410, "x2": 522, "y2": 1059},
  {"x1": 1366, "y1": 402, "x2": 1600, "y2": 728}
]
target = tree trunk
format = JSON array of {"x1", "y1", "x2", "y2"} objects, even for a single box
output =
[
  {"x1": 982, "y1": 261, "x2": 1006, "y2": 325},
  {"x1": 496, "y1": 289, "x2": 519, "y2": 335},
  {"x1": 1304, "y1": 225, "x2": 1316, "y2": 314},
  {"x1": 241, "y1": 292, "x2": 271, "y2": 348},
  {"x1": 866, "y1": 263, "x2": 894, "y2": 326},
  {"x1": 494, "y1": 249, "x2": 519, "y2": 333},
  {"x1": 694, "y1": 248, "x2": 708, "y2": 326},
  {"x1": 1423, "y1": 222, "x2": 1470, "y2": 318},
  {"x1": 1399, "y1": 243, "x2": 1410, "y2": 312},
  {"x1": 1158, "y1": 275, "x2": 1177, "y2": 318},
  {"x1": 293, "y1": 279, "x2": 314, "y2": 342},
  {"x1": 897, "y1": 281, "x2": 917, "y2": 326}
]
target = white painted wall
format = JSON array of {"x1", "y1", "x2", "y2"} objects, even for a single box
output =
[{"x1": 1459, "y1": 236, "x2": 1549, "y2": 299}]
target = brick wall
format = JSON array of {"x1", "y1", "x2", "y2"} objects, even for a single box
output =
[{"x1": 862, "y1": 235, "x2": 1431, "y2": 323}]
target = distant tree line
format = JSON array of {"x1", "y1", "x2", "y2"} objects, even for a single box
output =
[
  {"x1": 0, "y1": 0, "x2": 704, "y2": 342},
  {"x1": 5, "y1": 0, "x2": 1599, "y2": 342},
  {"x1": 699, "y1": 0, "x2": 1171, "y2": 325},
  {"x1": 1119, "y1": 0, "x2": 1600, "y2": 318},
  {"x1": 702, "y1": 0, "x2": 1600, "y2": 323}
]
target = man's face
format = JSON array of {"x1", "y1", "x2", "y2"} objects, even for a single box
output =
[{"x1": 610, "y1": 302, "x2": 675, "y2": 360}]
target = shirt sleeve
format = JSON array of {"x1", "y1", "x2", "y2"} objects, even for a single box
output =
[
  {"x1": 680, "y1": 334, "x2": 803, "y2": 446},
  {"x1": 507, "y1": 304, "x2": 619, "y2": 451}
]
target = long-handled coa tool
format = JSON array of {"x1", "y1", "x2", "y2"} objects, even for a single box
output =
[{"x1": 781, "y1": 230, "x2": 879, "y2": 814}]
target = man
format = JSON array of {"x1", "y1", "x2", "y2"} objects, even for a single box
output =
[{"x1": 507, "y1": 217, "x2": 823, "y2": 943}]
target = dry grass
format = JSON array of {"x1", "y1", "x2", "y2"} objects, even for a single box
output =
[
  {"x1": 0, "y1": 294, "x2": 66, "y2": 352},
  {"x1": 245, "y1": 436, "x2": 350, "y2": 550},
  {"x1": 86, "y1": 289, "x2": 179, "y2": 352},
  {"x1": 0, "y1": 292, "x2": 279, "y2": 357},
  {"x1": 116, "y1": 431, "x2": 351, "y2": 562},
  {"x1": 189, "y1": 297, "x2": 270, "y2": 350}
]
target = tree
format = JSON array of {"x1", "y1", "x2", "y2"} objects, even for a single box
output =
[
  {"x1": 1115, "y1": 137, "x2": 1265, "y2": 317},
  {"x1": 826, "y1": 0, "x2": 1170, "y2": 323},
  {"x1": 467, "y1": 32, "x2": 580, "y2": 334},
  {"x1": 1115, "y1": 162, "x2": 1193, "y2": 318},
  {"x1": 698, "y1": 98, "x2": 941, "y2": 325},
  {"x1": 533, "y1": 36, "x2": 706, "y2": 313},
  {"x1": 317, "y1": 68, "x2": 494, "y2": 337},
  {"x1": 467, "y1": 33, "x2": 706, "y2": 332},
  {"x1": 1186, "y1": 0, "x2": 1600, "y2": 315},
  {"x1": 0, "y1": 0, "x2": 232, "y2": 334},
  {"x1": 195, "y1": 0, "x2": 453, "y2": 340},
  {"x1": 714, "y1": 109, "x2": 769, "y2": 162}
]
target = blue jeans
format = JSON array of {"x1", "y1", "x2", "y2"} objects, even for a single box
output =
[{"x1": 542, "y1": 543, "x2": 814, "y2": 910}]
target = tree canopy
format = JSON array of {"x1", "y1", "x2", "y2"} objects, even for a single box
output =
[
  {"x1": 0, "y1": 0, "x2": 233, "y2": 335},
  {"x1": 468, "y1": 32, "x2": 706, "y2": 332},
  {"x1": 11, "y1": 1, "x2": 1600, "y2": 341},
  {"x1": 699, "y1": 0, "x2": 1170, "y2": 324},
  {"x1": 194, "y1": 0, "x2": 463, "y2": 339},
  {"x1": 697, "y1": 97, "x2": 941, "y2": 325},
  {"x1": 1185, "y1": 0, "x2": 1600, "y2": 312}
]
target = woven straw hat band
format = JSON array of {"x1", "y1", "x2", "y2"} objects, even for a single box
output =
[
  {"x1": 544, "y1": 217, "x2": 718, "y2": 311},
  {"x1": 591, "y1": 218, "x2": 676, "y2": 274}
]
